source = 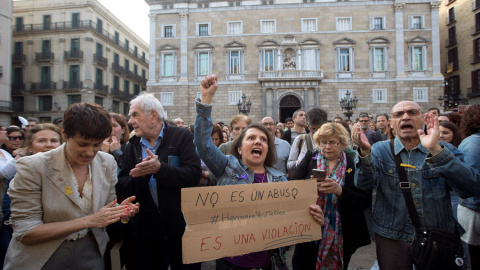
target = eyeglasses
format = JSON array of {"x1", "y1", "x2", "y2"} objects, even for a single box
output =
[
  {"x1": 319, "y1": 141, "x2": 341, "y2": 147},
  {"x1": 391, "y1": 109, "x2": 421, "y2": 119},
  {"x1": 262, "y1": 122, "x2": 275, "y2": 127},
  {"x1": 8, "y1": 136, "x2": 24, "y2": 141},
  {"x1": 358, "y1": 120, "x2": 370, "y2": 123}
]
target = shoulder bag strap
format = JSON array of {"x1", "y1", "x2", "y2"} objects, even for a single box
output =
[{"x1": 389, "y1": 139, "x2": 423, "y2": 231}]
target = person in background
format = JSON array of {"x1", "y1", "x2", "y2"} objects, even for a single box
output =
[
  {"x1": 281, "y1": 109, "x2": 307, "y2": 145},
  {"x1": 52, "y1": 117, "x2": 63, "y2": 128},
  {"x1": 457, "y1": 104, "x2": 480, "y2": 270},
  {"x1": 275, "y1": 127, "x2": 284, "y2": 138},
  {"x1": 276, "y1": 122, "x2": 285, "y2": 131},
  {"x1": 438, "y1": 114, "x2": 450, "y2": 123},
  {"x1": 439, "y1": 122, "x2": 462, "y2": 148},
  {"x1": 174, "y1": 118, "x2": 184, "y2": 127},
  {"x1": 346, "y1": 119, "x2": 353, "y2": 126},
  {"x1": 194, "y1": 74, "x2": 324, "y2": 270},
  {"x1": 4, "y1": 103, "x2": 138, "y2": 270},
  {"x1": 261, "y1": 117, "x2": 291, "y2": 175},
  {"x1": 368, "y1": 121, "x2": 377, "y2": 131},
  {"x1": 218, "y1": 115, "x2": 252, "y2": 155},
  {"x1": 334, "y1": 116, "x2": 343, "y2": 123},
  {"x1": 222, "y1": 125, "x2": 231, "y2": 142},
  {"x1": 357, "y1": 113, "x2": 374, "y2": 142},
  {"x1": 102, "y1": 113, "x2": 130, "y2": 167},
  {"x1": 26, "y1": 118, "x2": 39, "y2": 133},
  {"x1": 198, "y1": 125, "x2": 224, "y2": 186},
  {"x1": 222, "y1": 131, "x2": 228, "y2": 144},
  {"x1": 285, "y1": 117, "x2": 294, "y2": 130},
  {"x1": 292, "y1": 123, "x2": 370, "y2": 269},
  {"x1": 0, "y1": 123, "x2": 62, "y2": 268},
  {"x1": 0, "y1": 127, "x2": 17, "y2": 181},
  {"x1": 428, "y1": 107, "x2": 440, "y2": 117},
  {"x1": 369, "y1": 113, "x2": 390, "y2": 145},
  {"x1": 1, "y1": 127, "x2": 24, "y2": 158},
  {"x1": 449, "y1": 112, "x2": 462, "y2": 127}
]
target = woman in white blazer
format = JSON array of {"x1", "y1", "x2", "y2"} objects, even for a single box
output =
[{"x1": 4, "y1": 103, "x2": 139, "y2": 270}]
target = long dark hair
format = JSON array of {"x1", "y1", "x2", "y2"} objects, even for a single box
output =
[
  {"x1": 439, "y1": 122, "x2": 463, "y2": 147},
  {"x1": 229, "y1": 124, "x2": 277, "y2": 168}
]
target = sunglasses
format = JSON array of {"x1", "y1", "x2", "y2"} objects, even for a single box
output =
[
  {"x1": 8, "y1": 136, "x2": 24, "y2": 141},
  {"x1": 391, "y1": 109, "x2": 421, "y2": 119}
]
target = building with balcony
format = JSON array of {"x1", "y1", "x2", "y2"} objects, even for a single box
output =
[
  {"x1": 145, "y1": 0, "x2": 444, "y2": 124},
  {"x1": 439, "y1": 0, "x2": 480, "y2": 111},
  {"x1": 0, "y1": 0, "x2": 13, "y2": 126},
  {"x1": 11, "y1": 0, "x2": 149, "y2": 124}
]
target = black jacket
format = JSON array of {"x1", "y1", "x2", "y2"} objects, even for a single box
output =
[
  {"x1": 291, "y1": 150, "x2": 371, "y2": 269},
  {"x1": 369, "y1": 129, "x2": 388, "y2": 146},
  {"x1": 116, "y1": 122, "x2": 201, "y2": 241}
]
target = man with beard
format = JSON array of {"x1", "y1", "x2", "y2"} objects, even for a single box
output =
[
  {"x1": 281, "y1": 109, "x2": 307, "y2": 145},
  {"x1": 369, "y1": 113, "x2": 390, "y2": 145},
  {"x1": 352, "y1": 101, "x2": 479, "y2": 270}
]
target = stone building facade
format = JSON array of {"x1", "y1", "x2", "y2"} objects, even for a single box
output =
[
  {"x1": 11, "y1": 0, "x2": 149, "y2": 124},
  {"x1": 145, "y1": 0, "x2": 444, "y2": 124},
  {"x1": 0, "y1": 0, "x2": 13, "y2": 126},
  {"x1": 439, "y1": 0, "x2": 480, "y2": 110}
]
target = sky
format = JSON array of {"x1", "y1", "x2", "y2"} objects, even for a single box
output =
[{"x1": 97, "y1": 0, "x2": 150, "y2": 44}]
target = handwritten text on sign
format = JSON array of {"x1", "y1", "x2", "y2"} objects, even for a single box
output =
[{"x1": 181, "y1": 180, "x2": 322, "y2": 264}]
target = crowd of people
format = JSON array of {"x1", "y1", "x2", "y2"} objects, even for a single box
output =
[{"x1": 0, "y1": 73, "x2": 478, "y2": 270}]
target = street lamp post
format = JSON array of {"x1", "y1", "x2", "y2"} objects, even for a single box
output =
[
  {"x1": 437, "y1": 95, "x2": 451, "y2": 112},
  {"x1": 237, "y1": 94, "x2": 252, "y2": 115},
  {"x1": 339, "y1": 91, "x2": 358, "y2": 120}
]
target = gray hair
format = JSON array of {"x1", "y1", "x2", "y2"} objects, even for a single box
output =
[{"x1": 130, "y1": 92, "x2": 165, "y2": 121}]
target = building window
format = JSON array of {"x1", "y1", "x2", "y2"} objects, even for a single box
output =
[
  {"x1": 261, "y1": 20, "x2": 276, "y2": 33},
  {"x1": 124, "y1": 80, "x2": 130, "y2": 93},
  {"x1": 471, "y1": 69, "x2": 480, "y2": 94},
  {"x1": 97, "y1": 18, "x2": 103, "y2": 32},
  {"x1": 409, "y1": 46, "x2": 427, "y2": 71},
  {"x1": 196, "y1": 52, "x2": 210, "y2": 75},
  {"x1": 161, "y1": 53, "x2": 176, "y2": 77},
  {"x1": 162, "y1": 25, "x2": 175, "y2": 38},
  {"x1": 40, "y1": 66, "x2": 51, "y2": 87},
  {"x1": 474, "y1": 38, "x2": 480, "y2": 63},
  {"x1": 227, "y1": 21, "x2": 243, "y2": 35},
  {"x1": 410, "y1": 15, "x2": 424, "y2": 29},
  {"x1": 95, "y1": 68, "x2": 103, "y2": 86},
  {"x1": 336, "y1": 48, "x2": 354, "y2": 72},
  {"x1": 42, "y1": 40, "x2": 51, "y2": 54},
  {"x1": 43, "y1": 15, "x2": 51, "y2": 30},
  {"x1": 134, "y1": 84, "x2": 140, "y2": 95},
  {"x1": 476, "y1": 0, "x2": 480, "y2": 10},
  {"x1": 12, "y1": 97, "x2": 24, "y2": 112},
  {"x1": 196, "y1": 23, "x2": 211, "y2": 36},
  {"x1": 114, "y1": 31, "x2": 119, "y2": 45},
  {"x1": 72, "y1": 13, "x2": 80, "y2": 28},
  {"x1": 113, "y1": 75, "x2": 120, "y2": 91},
  {"x1": 370, "y1": 47, "x2": 387, "y2": 72},
  {"x1": 448, "y1": 7, "x2": 455, "y2": 24},
  {"x1": 95, "y1": 96, "x2": 104, "y2": 106},
  {"x1": 123, "y1": 102, "x2": 129, "y2": 116},
  {"x1": 447, "y1": 76, "x2": 460, "y2": 96},
  {"x1": 96, "y1": 43, "x2": 103, "y2": 57},
  {"x1": 125, "y1": 39, "x2": 129, "y2": 51},
  {"x1": 338, "y1": 89, "x2": 353, "y2": 102},
  {"x1": 476, "y1": 13, "x2": 480, "y2": 33},
  {"x1": 262, "y1": 49, "x2": 275, "y2": 71},
  {"x1": 15, "y1": 17, "x2": 23, "y2": 32},
  {"x1": 124, "y1": 59, "x2": 130, "y2": 71},
  {"x1": 302, "y1": 18, "x2": 317, "y2": 32},
  {"x1": 71, "y1": 38, "x2": 80, "y2": 55},
  {"x1": 370, "y1": 16, "x2": 385, "y2": 30},
  {"x1": 113, "y1": 53, "x2": 119, "y2": 65},
  {"x1": 68, "y1": 95, "x2": 81, "y2": 106},
  {"x1": 229, "y1": 91, "x2": 242, "y2": 105},
  {"x1": 448, "y1": 26, "x2": 456, "y2": 46},
  {"x1": 372, "y1": 89, "x2": 387, "y2": 103},
  {"x1": 69, "y1": 65, "x2": 80, "y2": 87},
  {"x1": 161, "y1": 92, "x2": 174, "y2": 106},
  {"x1": 447, "y1": 48, "x2": 459, "y2": 72},
  {"x1": 112, "y1": 100, "x2": 120, "y2": 113},
  {"x1": 227, "y1": 51, "x2": 243, "y2": 74},
  {"x1": 12, "y1": 68, "x2": 23, "y2": 87},
  {"x1": 39, "y1": 95, "x2": 53, "y2": 111},
  {"x1": 336, "y1": 17, "x2": 352, "y2": 31},
  {"x1": 413, "y1": 87, "x2": 428, "y2": 102},
  {"x1": 302, "y1": 49, "x2": 319, "y2": 70}
]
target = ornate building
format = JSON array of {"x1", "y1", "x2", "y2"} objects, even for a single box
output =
[
  {"x1": 11, "y1": 0, "x2": 149, "y2": 124},
  {"x1": 145, "y1": 0, "x2": 444, "y2": 124},
  {"x1": 0, "y1": 0, "x2": 13, "y2": 126}
]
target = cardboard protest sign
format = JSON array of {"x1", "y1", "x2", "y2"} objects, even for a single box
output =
[{"x1": 181, "y1": 180, "x2": 322, "y2": 264}]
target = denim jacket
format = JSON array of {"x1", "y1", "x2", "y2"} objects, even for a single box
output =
[
  {"x1": 458, "y1": 132, "x2": 480, "y2": 211},
  {"x1": 194, "y1": 100, "x2": 287, "y2": 185},
  {"x1": 357, "y1": 138, "x2": 478, "y2": 244}
]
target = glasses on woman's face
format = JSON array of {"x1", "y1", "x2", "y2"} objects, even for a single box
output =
[
  {"x1": 319, "y1": 140, "x2": 341, "y2": 148},
  {"x1": 8, "y1": 136, "x2": 24, "y2": 141}
]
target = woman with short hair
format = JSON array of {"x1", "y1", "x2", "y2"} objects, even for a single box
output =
[{"x1": 4, "y1": 103, "x2": 139, "y2": 270}]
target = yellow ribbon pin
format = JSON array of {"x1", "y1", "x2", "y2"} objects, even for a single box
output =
[
  {"x1": 347, "y1": 168, "x2": 352, "y2": 173},
  {"x1": 65, "y1": 186, "x2": 72, "y2": 196},
  {"x1": 400, "y1": 163, "x2": 416, "y2": 169}
]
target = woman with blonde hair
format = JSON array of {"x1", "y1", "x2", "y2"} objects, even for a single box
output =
[{"x1": 292, "y1": 123, "x2": 370, "y2": 270}]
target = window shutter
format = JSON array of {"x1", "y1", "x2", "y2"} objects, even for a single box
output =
[
  {"x1": 350, "y1": 48, "x2": 354, "y2": 71},
  {"x1": 241, "y1": 51, "x2": 244, "y2": 73},
  {"x1": 335, "y1": 48, "x2": 339, "y2": 72},
  {"x1": 422, "y1": 46, "x2": 427, "y2": 71},
  {"x1": 472, "y1": 70, "x2": 479, "y2": 92},
  {"x1": 384, "y1": 47, "x2": 388, "y2": 71},
  {"x1": 408, "y1": 46, "x2": 412, "y2": 70},
  {"x1": 369, "y1": 16, "x2": 373, "y2": 30},
  {"x1": 382, "y1": 16, "x2": 386, "y2": 29},
  {"x1": 369, "y1": 47, "x2": 373, "y2": 71},
  {"x1": 408, "y1": 16, "x2": 412, "y2": 29}
]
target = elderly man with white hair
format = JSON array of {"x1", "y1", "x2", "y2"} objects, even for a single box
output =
[{"x1": 116, "y1": 92, "x2": 201, "y2": 269}]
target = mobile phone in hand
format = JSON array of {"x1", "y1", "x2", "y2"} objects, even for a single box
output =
[{"x1": 312, "y1": 169, "x2": 326, "y2": 182}]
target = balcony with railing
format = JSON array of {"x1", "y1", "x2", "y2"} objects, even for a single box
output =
[
  {"x1": 111, "y1": 88, "x2": 133, "y2": 100},
  {"x1": 112, "y1": 63, "x2": 125, "y2": 75},
  {"x1": 94, "y1": 54, "x2": 108, "y2": 67},
  {"x1": 13, "y1": 20, "x2": 148, "y2": 65},
  {"x1": 64, "y1": 50, "x2": 84, "y2": 61},
  {"x1": 12, "y1": 54, "x2": 26, "y2": 65},
  {"x1": 11, "y1": 83, "x2": 26, "y2": 94},
  {"x1": 94, "y1": 83, "x2": 109, "y2": 96},
  {"x1": 31, "y1": 82, "x2": 56, "y2": 93},
  {"x1": 35, "y1": 52, "x2": 54, "y2": 62},
  {"x1": 124, "y1": 69, "x2": 134, "y2": 78},
  {"x1": 258, "y1": 69, "x2": 324, "y2": 81}
]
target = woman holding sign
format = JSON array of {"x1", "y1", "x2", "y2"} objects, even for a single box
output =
[
  {"x1": 195, "y1": 74, "x2": 325, "y2": 270},
  {"x1": 291, "y1": 123, "x2": 371, "y2": 270}
]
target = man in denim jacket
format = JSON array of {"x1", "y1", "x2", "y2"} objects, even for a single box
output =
[{"x1": 352, "y1": 101, "x2": 479, "y2": 270}]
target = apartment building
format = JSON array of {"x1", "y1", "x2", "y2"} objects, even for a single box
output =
[
  {"x1": 0, "y1": 0, "x2": 13, "y2": 126},
  {"x1": 145, "y1": 0, "x2": 444, "y2": 124},
  {"x1": 440, "y1": 0, "x2": 480, "y2": 111},
  {"x1": 11, "y1": 0, "x2": 149, "y2": 124}
]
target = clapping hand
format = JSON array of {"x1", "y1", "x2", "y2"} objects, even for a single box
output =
[{"x1": 129, "y1": 149, "x2": 161, "y2": 178}]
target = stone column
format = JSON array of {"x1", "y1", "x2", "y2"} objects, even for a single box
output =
[
  {"x1": 303, "y1": 88, "x2": 308, "y2": 111},
  {"x1": 262, "y1": 88, "x2": 267, "y2": 118},
  {"x1": 148, "y1": 14, "x2": 157, "y2": 83},
  {"x1": 430, "y1": 1, "x2": 441, "y2": 75},
  {"x1": 179, "y1": 11, "x2": 189, "y2": 82},
  {"x1": 105, "y1": 47, "x2": 111, "y2": 91},
  {"x1": 26, "y1": 40, "x2": 33, "y2": 90},
  {"x1": 58, "y1": 38, "x2": 65, "y2": 89},
  {"x1": 273, "y1": 88, "x2": 278, "y2": 121},
  {"x1": 314, "y1": 87, "x2": 319, "y2": 108},
  {"x1": 394, "y1": 2, "x2": 405, "y2": 76}
]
